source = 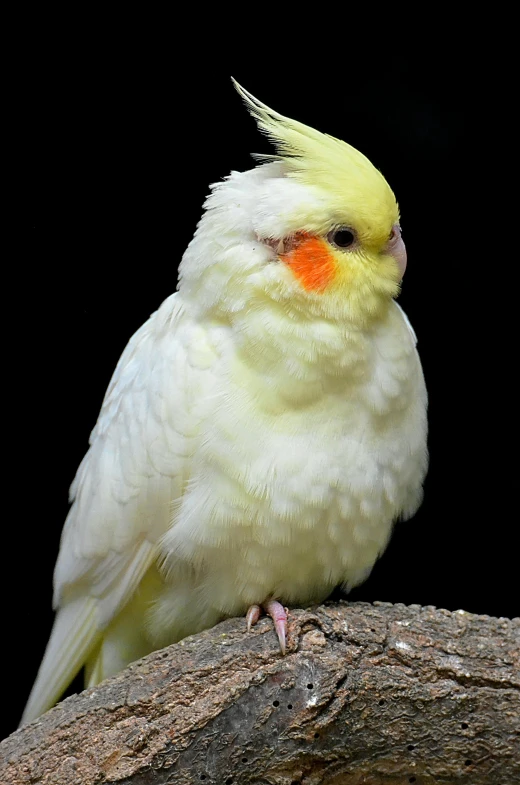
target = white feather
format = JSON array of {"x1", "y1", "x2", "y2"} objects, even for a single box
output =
[
  {"x1": 21, "y1": 598, "x2": 98, "y2": 725},
  {"x1": 22, "y1": 293, "x2": 203, "y2": 723}
]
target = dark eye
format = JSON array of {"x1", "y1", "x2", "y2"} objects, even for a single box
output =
[{"x1": 328, "y1": 227, "x2": 355, "y2": 249}]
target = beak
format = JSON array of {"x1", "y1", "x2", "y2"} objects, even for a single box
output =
[{"x1": 384, "y1": 224, "x2": 407, "y2": 279}]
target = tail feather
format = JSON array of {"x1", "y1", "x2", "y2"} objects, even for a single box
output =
[{"x1": 20, "y1": 598, "x2": 100, "y2": 726}]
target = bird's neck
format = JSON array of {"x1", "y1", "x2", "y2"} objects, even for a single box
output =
[{"x1": 226, "y1": 301, "x2": 386, "y2": 408}]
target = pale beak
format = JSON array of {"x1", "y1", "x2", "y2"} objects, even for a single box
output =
[{"x1": 385, "y1": 224, "x2": 407, "y2": 279}]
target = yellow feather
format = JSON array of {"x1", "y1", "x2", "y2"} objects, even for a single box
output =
[{"x1": 232, "y1": 79, "x2": 399, "y2": 246}]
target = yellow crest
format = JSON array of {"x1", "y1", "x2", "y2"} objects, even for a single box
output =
[{"x1": 232, "y1": 79, "x2": 399, "y2": 245}]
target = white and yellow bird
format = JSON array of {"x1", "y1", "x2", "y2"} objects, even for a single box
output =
[{"x1": 22, "y1": 81, "x2": 428, "y2": 725}]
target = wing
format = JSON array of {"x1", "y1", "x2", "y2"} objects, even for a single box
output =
[
  {"x1": 393, "y1": 300, "x2": 418, "y2": 344},
  {"x1": 21, "y1": 291, "x2": 214, "y2": 724}
]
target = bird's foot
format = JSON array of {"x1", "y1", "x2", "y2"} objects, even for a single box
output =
[{"x1": 246, "y1": 599, "x2": 287, "y2": 654}]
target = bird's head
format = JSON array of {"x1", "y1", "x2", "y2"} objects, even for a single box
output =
[{"x1": 179, "y1": 81, "x2": 407, "y2": 328}]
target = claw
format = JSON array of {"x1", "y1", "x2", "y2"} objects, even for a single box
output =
[
  {"x1": 245, "y1": 600, "x2": 287, "y2": 654},
  {"x1": 246, "y1": 604, "x2": 261, "y2": 631},
  {"x1": 264, "y1": 600, "x2": 287, "y2": 654}
]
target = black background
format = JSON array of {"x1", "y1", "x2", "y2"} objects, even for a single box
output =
[{"x1": 6, "y1": 37, "x2": 515, "y2": 740}]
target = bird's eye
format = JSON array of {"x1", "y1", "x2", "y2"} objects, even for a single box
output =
[{"x1": 328, "y1": 227, "x2": 355, "y2": 250}]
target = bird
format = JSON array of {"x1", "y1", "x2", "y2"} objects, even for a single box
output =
[{"x1": 21, "y1": 80, "x2": 428, "y2": 725}]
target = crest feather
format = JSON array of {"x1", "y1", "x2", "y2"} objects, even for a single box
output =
[{"x1": 232, "y1": 78, "x2": 398, "y2": 243}]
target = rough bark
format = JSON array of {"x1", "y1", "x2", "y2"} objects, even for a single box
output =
[{"x1": 2, "y1": 602, "x2": 519, "y2": 784}]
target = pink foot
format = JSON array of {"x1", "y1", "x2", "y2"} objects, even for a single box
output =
[{"x1": 246, "y1": 600, "x2": 288, "y2": 654}]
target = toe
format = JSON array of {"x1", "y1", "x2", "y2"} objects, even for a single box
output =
[
  {"x1": 246, "y1": 604, "x2": 262, "y2": 631},
  {"x1": 264, "y1": 599, "x2": 287, "y2": 655}
]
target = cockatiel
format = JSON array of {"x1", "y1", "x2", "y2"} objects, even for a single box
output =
[{"x1": 21, "y1": 81, "x2": 428, "y2": 725}]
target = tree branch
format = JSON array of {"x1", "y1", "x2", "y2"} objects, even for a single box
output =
[{"x1": 3, "y1": 602, "x2": 519, "y2": 784}]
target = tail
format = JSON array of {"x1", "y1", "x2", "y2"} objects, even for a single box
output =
[
  {"x1": 20, "y1": 598, "x2": 100, "y2": 726},
  {"x1": 20, "y1": 560, "x2": 161, "y2": 726}
]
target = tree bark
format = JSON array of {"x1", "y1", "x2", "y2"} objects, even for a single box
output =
[{"x1": 2, "y1": 601, "x2": 519, "y2": 784}]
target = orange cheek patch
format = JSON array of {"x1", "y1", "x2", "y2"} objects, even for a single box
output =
[{"x1": 280, "y1": 233, "x2": 336, "y2": 292}]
